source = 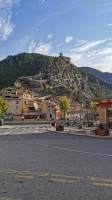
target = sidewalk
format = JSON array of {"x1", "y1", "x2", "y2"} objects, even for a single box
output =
[
  {"x1": 0, "y1": 124, "x2": 112, "y2": 138},
  {"x1": 48, "y1": 126, "x2": 112, "y2": 138}
]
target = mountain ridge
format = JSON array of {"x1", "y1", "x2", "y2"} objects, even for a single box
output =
[
  {"x1": 0, "y1": 53, "x2": 112, "y2": 100},
  {"x1": 80, "y1": 67, "x2": 112, "y2": 83}
]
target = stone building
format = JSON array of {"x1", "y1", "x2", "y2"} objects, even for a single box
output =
[
  {"x1": 59, "y1": 52, "x2": 71, "y2": 63},
  {"x1": 41, "y1": 101, "x2": 56, "y2": 120}
]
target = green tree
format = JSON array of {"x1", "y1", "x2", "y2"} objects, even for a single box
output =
[
  {"x1": 90, "y1": 101, "x2": 98, "y2": 121},
  {"x1": 0, "y1": 96, "x2": 9, "y2": 118},
  {"x1": 90, "y1": 101, "x2": 98, "y2": 112},
  {"x1": 59, "y1": 96, "x2": 71, "y2": 120}
]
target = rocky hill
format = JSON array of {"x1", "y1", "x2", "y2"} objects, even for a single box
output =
[
  {"x1": 0, "y1": 53, "x2": 53, "y2": 90},
  {"x1": 80, "y1": 67, "x2": 112, "y2": 83},
  {"x1": 17, "y1": 55, "x2": 91, "y2": 101},
  {"x1": 0, "y1": 53, "x2": 112, "y2": 100}
]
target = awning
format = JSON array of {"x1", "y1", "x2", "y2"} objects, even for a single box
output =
[{"x1": 23, "y1": 112, "x2": 43, "y2": 116}]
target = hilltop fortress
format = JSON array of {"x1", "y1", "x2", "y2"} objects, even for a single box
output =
[{"x1": 59, "y1": 52, "x2": 71, "y2": 64}]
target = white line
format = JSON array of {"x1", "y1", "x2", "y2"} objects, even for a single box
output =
[
  {"x1": 53, "y1": 147, "x2": 112, "y2": 157},
  {"x1": 4, "y1": 132, "x2": 11, "y2": 135}
]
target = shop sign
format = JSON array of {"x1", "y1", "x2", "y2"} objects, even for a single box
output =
[{"x1": 98, "y1": 102, "x2": 112, "y2": 107}]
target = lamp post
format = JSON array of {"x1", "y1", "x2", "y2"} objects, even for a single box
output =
[{"x1": 0, "y1": 110, "x2": 1, "y2": 120}]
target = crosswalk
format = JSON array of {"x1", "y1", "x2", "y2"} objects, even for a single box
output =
[{"x1": 0, "y1": 126, "x2": 49, "y2": 136}]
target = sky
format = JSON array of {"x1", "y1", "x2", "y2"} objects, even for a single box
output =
[{"x1": 1, "y1": 0, "x2": 112, "y2": 72}]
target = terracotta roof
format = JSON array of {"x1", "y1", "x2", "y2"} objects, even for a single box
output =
[{"x1": 92, "y1": 96, "x2": 112, "y2": 101}]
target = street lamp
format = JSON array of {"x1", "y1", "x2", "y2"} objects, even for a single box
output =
[{"x1": 0, "y1": 110, "x2": 1, "y2": 120}]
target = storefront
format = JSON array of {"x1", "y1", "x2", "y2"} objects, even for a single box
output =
[
  {"x1": 92, "y1": 97, "x2": 112, "y2": 129},
  {"x1": 23, "y1": 112, "x2": 45, "y2": 120}
]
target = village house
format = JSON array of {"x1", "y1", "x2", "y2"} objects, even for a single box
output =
[
  {"x1": 3, "y1": 91, "x2": 41, "y2": 120},
  {"x1": 3, "y1": 93, "x2": 22, "y2": 120},
  {"x1": 3, "y1": 90, "x2": 58, "y2": 121},
  {"x1": 67, "y1": 109, "x2": 89, "y2": 121},
  {"x1": 40, "y1": 101, "x2": 56, "y2": 120}
]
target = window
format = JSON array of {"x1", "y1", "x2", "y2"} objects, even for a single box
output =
[
  {"x1": 16, "y1": 106, "x2": 18, "y2": 109},
  {"x1": 50, "y1": 114, "x2": 52, "y2": 118},
  {"x1": 16, "y1": 101, "x2": 19, "y2": 104},
  {"x1": 16, "y1": 111, "x2": 18, "y2": 115}
]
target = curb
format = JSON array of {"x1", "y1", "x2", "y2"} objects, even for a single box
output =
[{"x1": 47, "y1": 128, "x2": 112, "y2": 139}]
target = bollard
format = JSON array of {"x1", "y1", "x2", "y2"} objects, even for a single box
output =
[
  {"x1": 109, "y1": 130, "x2": 112, "y2": 137},
  {"x1": 86, "y1": 129, "x2": 92, "y2": 136},
  {"x1": 0, "y1": 119, "x2": 3, "y2": 126}
]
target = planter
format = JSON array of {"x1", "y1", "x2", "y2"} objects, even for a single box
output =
[
  {"x1": 56, "y1": 124, "x2": 64, "y2": 131},
  {"x1": 95, "y1": 129, "x2": 109, "y2": 136},
  {"x1": 79, "y1": 125, "x2": 83, "y2": 129}
]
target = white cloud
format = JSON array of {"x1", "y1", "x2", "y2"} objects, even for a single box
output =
[
  {"x1": 28, "y1": 41, "x2": 36, "y2": 53},
  {"x1": 74, "y1": 39, "x2": 87, "y2": 46},
  {"x1": 108, "y1": 23, "x2": 112, "y2": 27},
  {"x1": 0, "y1": 0, "x2": 20, "y2": 41},
  {"x1": 108, "y1": 42, "x2": 112, "y2": 46},
  {"x1": 48, "y1": 33, "x2": 52, "y2": 40},
  {"x1": 39, "y1": 0, "x2": 45, "y2": 4},
  {"x1": 68, "y1": 39, "x2": 112, "y2": 72},
  {"x1": 71, "y1": 39, "x2": 107, "y2": 53},
  {"x1": 34, "y1": 42, "x2": 52, "y2": 55},
  {"x1": 65, "y1": 36, "x2": 73, "y2": 43}
]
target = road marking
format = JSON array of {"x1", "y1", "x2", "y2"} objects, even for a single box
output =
[
  {"x1": 53, "y1": 147, "x2": 112, "y2": 157},
  {"x1": 18, "y1": 171, "x2": 49, "y2": 177},
  {"x1": 49, "y1": 178, "x2": 74, "y2": 183},
  {"x1": 18, "y1": 171, "x2": 30, "y2": 173},
  {"x1": 0, "y1": 198, "x2": 22, "y2": 200},
  {"x1": 52, "y1": 174, "x2": 84, "y2": 179},
  {"x1": 88, "y1": 177, "x2": 112, "y2": 183},
  {"x1": 93, "y1": 182, "x2": 112, "y2": 187},
  {"x1": 0, "y1": 169, "x2": 17, "y2": 174},
  {"x1": 4, "y1": 132, "x2": 11, "y2": 135},
  {"x1": 38, "y1": 173, "x2": 49, "y2": 177},
  {"x1": 1, "y1": 168, "x2": 112, "y2": 187},
  {"x1": 14, "y1": 175, "x2": 34, "y2": 179}
]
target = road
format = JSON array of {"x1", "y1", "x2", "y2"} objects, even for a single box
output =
[{"x1": 0, "y1": 130, "x2": 112, "y2": 200}]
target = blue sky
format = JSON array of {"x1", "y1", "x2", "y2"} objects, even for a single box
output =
[{"x1": 1, "y1": 0, "x2": 112, "y2": 72}]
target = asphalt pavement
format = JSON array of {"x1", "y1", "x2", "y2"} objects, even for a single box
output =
[{"x1": 0, "y1": 131, "x2": 112, "y2": 200}]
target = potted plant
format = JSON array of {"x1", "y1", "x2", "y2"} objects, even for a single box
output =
[{"x1": 78, "y1": 119, "x2": 83, "y2": 129}]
